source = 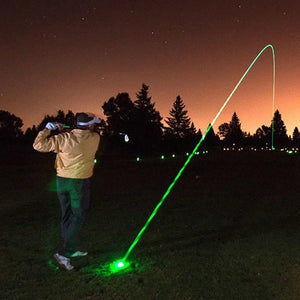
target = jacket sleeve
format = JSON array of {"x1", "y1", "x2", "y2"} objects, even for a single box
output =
[{"x1": 33, "y1": 129, "x2": 60, "y2": 153}]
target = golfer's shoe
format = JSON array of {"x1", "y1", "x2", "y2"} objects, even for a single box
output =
[
  {"x1": 70, "y1": 251, "x2": 88, "y2": 257},
  {"x1": 54, "y1": 253, "x2": 74, "y2": 271}
]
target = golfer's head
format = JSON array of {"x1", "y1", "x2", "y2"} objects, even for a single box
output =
[{"x1": 76, "y1": 112, "x2": 101, "y2": 130}]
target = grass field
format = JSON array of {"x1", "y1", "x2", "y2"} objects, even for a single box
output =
[{"x1": 1, "y1": 147, "x2": 300, "y2": 299}]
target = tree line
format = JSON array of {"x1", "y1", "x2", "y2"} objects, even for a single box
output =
[{"x1": 1, "y1": 83, "x2": 299, "y2": 154}]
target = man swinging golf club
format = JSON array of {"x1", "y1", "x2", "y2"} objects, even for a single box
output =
[{"x1": 33, "y1": 112, "x2": 101, "y2": 270}]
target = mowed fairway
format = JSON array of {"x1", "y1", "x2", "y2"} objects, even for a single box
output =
[{"x1": 1, "y1": 147, "x2": 300, "y2": 299}]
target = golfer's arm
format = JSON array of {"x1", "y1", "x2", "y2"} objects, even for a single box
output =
[{"x1": 33, "y1": 129, "x2": 58, "y2": 152}]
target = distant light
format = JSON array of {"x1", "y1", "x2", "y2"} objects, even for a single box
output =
[
  {"x1": 286, "y1": 150, "x2": 296, "y2": 154},
  {"x1": 94, "y1": 159, "x2": 97, "y2": 163},
  {"x1": 186, "y1": 153, "x2": 189, "y2": 156},
  {"x1": 136, "y1": 157, "x2": 140, "y2": 161},
  {"x1": 172, "y1": 154, "x2": 176, "y2": 158},
  {"x1": 161, "y1": 155, "x2": 165, "y2": 160}
]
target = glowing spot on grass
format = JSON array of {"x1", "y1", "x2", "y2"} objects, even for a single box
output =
[
  {"x1": 91, "y1": 259, "x2": 137, "y2": 277},
  {"x1": 48, "y1": 260, "x2": 59, "y2": 271},
  {"x1": 117, "y1": 261, "x2": 124, "y2": 268},
  {"x1": 110, "y1": 260, "x2": 130, "y2": 274}
]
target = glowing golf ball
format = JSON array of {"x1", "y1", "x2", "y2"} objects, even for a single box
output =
[{"x1": 117, "y1": 262, "x2": 124, "y2": 268}]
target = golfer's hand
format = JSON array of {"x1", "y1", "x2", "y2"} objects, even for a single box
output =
[
  {"x1": 57, "y1": 123, "x2": 64, "y2": 132},
  {"x1": 45, "y1": 122, "x2": 59, "y2": 131}
]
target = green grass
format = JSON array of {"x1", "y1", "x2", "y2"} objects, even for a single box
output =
[{"x1": 1, "y1": 149, "x2": 300, "y2": 299}]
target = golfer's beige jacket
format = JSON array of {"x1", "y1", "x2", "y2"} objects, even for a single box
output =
[{"x1": 33, "y1": 129, "x2": 100, "y2": 179}]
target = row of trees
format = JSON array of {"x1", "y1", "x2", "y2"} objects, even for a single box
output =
[{"x1": 1, "y1": 83, "x2": 299, "y2": 154}]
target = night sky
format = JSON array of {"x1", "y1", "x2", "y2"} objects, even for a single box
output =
[{"x1": 1, "y1": 0, "x2": 299, "y2": 135}]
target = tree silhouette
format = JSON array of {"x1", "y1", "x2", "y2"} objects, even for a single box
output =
[
  {"x1": 272, "y1": 109, "x2": 288, "y2": 148},
  {"x1": 102, "y1": 92, "x2": 134, "y2": 134},
  {"x1": 218, "y1": 123, "x2": 230, "y2": 140},
  {"x1": 23, "y1": 125, "x2": 38, "y2": 144},
  {"x1": 56, "y1": 110, "x2": 65, "y2": 123},
  {"x1": 190, "y1": 122, "x2": 197, "y2": 136},
  {"x1": 0, "y1": 110, "x2": 23, "y2": 141},
  {"x1": 65, "y1": 110, "x2": 76, "y2": 127},
  {"x1": 254, "y1": 125, "x2": 271, "y2": 147},
  {"x1": 102, "y1": 93, "x2": 134, "y2": 155},
  {"x1": 164, "y1": 96, "x2": 198, "y2": 153},
  {"x1": 185, "y1": 124, "x2": 202, "y2": 151},
  {"x1": 218, "y1": 112, "x2": 244, "y2": 146},
  {"x1": 132, "y1": 83, "x2": 163, "y2": 154},
  {"x1": 202, "y1": 124, "x2": 220, "y2": 148},
  {"x1": 254, "y1": 109, "x2": 288, "y2": 149},
  {"x1": 165, "y1": 96, "x2": 193, "y2": 137},
  {"x1": 292, "y1": 127, "x2": 300, "y2": 147}
]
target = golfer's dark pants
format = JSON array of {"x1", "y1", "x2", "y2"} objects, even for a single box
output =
[{"x1": 56, "y1": 176, "x2": 90, "y2": 257}]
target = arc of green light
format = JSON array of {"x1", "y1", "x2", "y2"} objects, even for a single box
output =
[
  {"x1": 122, "y1": 44, "x2": 275, "y2": 262},
  {"x1": 271, "y1": 46, "x2": 275, "y2": 150}
]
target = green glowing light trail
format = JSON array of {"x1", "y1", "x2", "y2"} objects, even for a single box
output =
[{"x1": 122, "y1": 44, "x2": 276, "y2": 262}]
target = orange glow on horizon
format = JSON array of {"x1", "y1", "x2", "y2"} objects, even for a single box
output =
[{"x1": 1, "y1": 2, "x2": 299, "y2": 136}]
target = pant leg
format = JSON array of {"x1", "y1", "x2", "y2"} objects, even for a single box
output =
[
  {"x1": 56, "y1": 176, "x2": 90, "y2": 257},
  {"x1": 56, "y1": 177, "x2": 72, "y2": 256},
  {"x1": 59, "y1": 191, "x2": 72, "y2": 242}
]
